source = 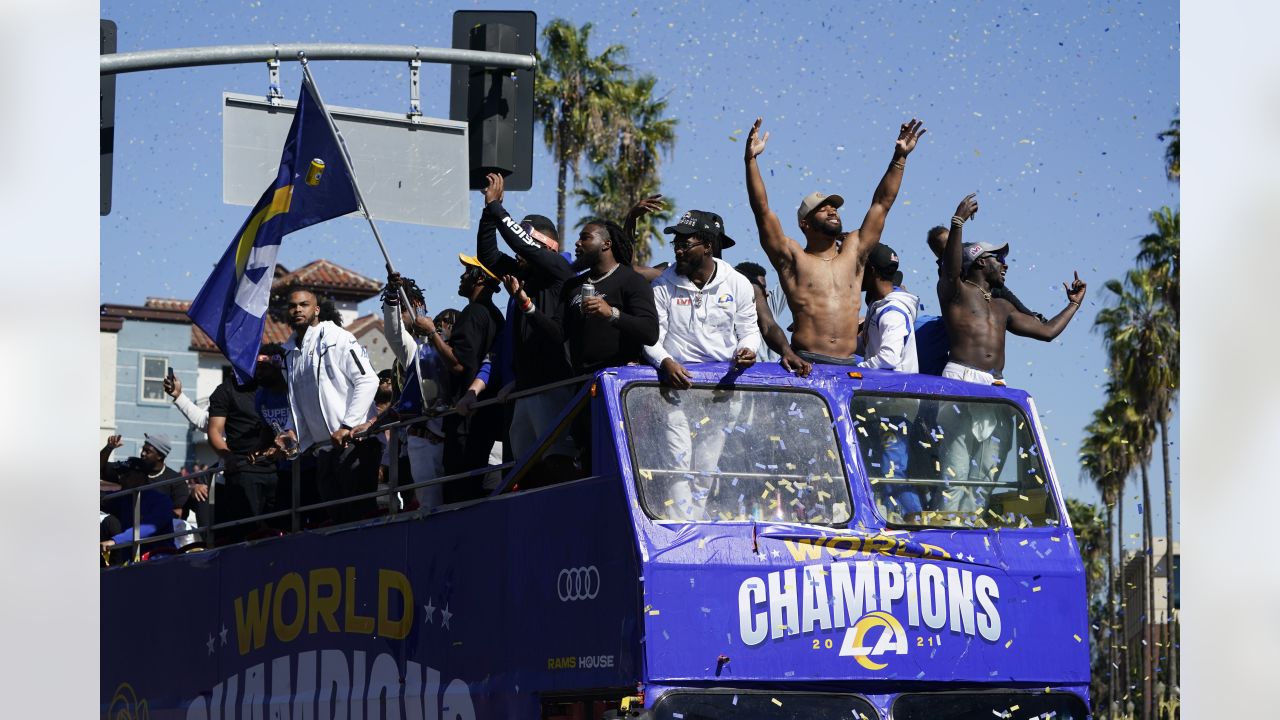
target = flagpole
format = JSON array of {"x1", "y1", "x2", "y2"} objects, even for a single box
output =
[{"x1": 298, "y1": 54, "x2": 429, "y2": 410}]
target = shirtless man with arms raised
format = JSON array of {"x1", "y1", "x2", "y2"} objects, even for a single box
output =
[
  {"x1": 745, "y1": 116, "x2": 926, "y2": 364},
  {"x1": 939, "y1": 192, "x2": 1087, "y2": 383}
]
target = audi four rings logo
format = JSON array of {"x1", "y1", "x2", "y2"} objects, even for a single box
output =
[{"x1": 557, "y1": 566, "x2": 601, "y2": 601}]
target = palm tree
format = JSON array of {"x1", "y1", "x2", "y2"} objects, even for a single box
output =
[
  {"x1": 575, "y1": 74, "x2": 679, "y2": 265},
  {"x1": 1134, "y1": 207, "x2": 1180, "y2": 715},
  {"x1": 534, "y1": 20, "x2": 630, "y2": 238},
  {"x1": 1081, "y1": 400, "x2": 1131, "y2": 715},
  {"x1": 1137, "y1": 207, "x2": 1179, "y2": 323},
  {"x1": 1097, "y1": 270, "x2": 1176, "y2": 719},
  {"x1": 1157, "y1": 115, "x2": 1179, "y2": 182},
  {"x1": 1066, "y1": 497, "x2": 1109, "y2": 707}
]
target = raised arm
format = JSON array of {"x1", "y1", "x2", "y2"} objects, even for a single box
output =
[
  {"x1": 475, "y1": 175, "x2": 521, "y2": 278},
  {"x1": 856, "y1": 119, "x2": 926, "y2": 255},
  {"x1": 744, "y1": 117, "x2": 795, "y2": 268},
  {"x1": 940, "y1": 193, "x2": 979, "y2": 298},
  {"x1": 623, "y1": 194, "x2": 667, "y2": 259},
  {"x1": 381, "y1": 273, "x2": 419, "y2": 366},
  {"x1": 1008, "y1": 272, "x2": 1086, "y2": 341},
  {"x1": 485, "y1": 174, "x2": 574, "y2": 282}
]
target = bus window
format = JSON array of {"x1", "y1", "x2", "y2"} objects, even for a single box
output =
[
  {"x1": 850, "y1": 393, "x2": 1060, "y2": 529},
  {"x1": 892, "y1": 691, "x2": 1088, "y2": 719},
  {"x1": 624, "y1": 385, "x2": 851, "y2": 525},
  {"x1": 651, "y1": 690, "x2": 879, "y2": 719}
]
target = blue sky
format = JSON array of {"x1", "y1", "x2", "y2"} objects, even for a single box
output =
[{"x1": 100, "y1": 0, "x2": 1179, "y2": 545}]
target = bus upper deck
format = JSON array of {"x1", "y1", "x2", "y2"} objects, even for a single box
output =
[{"x1": 101, "y1": 362, "x2": 1090, "y2": 719}]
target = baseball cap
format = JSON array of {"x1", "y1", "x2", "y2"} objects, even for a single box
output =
[
  {"x1": 663, "y1": 209, "x2": 736, "y2": 249},
  {"x1": 458, "y1": 253, "x2": 499, "y2": 281},
  {"x1": 143, "y1": 432, "x2": 172, "y2": 457},
  {"x1": 867, "y1": 244, "x2": 901, "y2": 277},
  {"x1": 797, "y1": 191, "x2": 845, "y2": 225},
  {"x1": 520, "y1": 214, "x2": 559, "y2": 252},
  {"x1": 961, "y1": 241, "x2": 1010, "y2": 270}
]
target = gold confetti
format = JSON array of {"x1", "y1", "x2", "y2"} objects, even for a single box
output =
[
  {"x1": 771, "y1": 698, "x2": 783, "y2": 707},
  {"x1": 664, "y1": 499, "x2": 674, "y2": 506},
  {"x1": 1032, "y1": 586, "x2": 1042, "y2": 592},
  {"x1": 1005, "y1": 639, "x2": 1013, "y2": 649},
  {"x1": 649, "y1": 609, "x2": 661, "y2": 616},
  {"x1": 1019, "y1": 539, "x2": 1029, "y2": 546},
  {"x1": 700, "y1": 416, "x2": 711, "y2": 425},
  {"x1": 1073, "y1": 634, "x2": 1082, "y2": 642},
  {"x1": 640, "y1": 469, "x2": 653, "y2": 480}
]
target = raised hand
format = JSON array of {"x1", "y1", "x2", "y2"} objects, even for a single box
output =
[
  {"x1": 895, "y1": 118, "x2": 927, "y2": 157},
  {"x1": 745, "y1": 117, "x2": 770, "y2": 160},
  {"x1": 105, "y1": 434, "x2": 123, "y2": 450},
  {"x1": 501, "y1": 274, "x2": 529, "y2": 305},
  {"x1": 1064, "y1": 272, "x2": 1087, "y2": 304},
  {"x1": 627, "y1": 194, "x2": 666, "y2": 222},
  {"x1": 483, "y1": 172, "x2": 505, "y2": 205},
  {"x1": 163, "y1": 374, "x2": 182, "y2": 399},
  {"x1": 954, "y1": 192, "x2": 979, "y2": 222}
]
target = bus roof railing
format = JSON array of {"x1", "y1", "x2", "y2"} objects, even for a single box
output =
[{"x1": 101, "y1": 372, "x2": 595, "y2": 564}]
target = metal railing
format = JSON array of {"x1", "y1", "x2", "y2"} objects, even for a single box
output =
[{"x1": 100, "y1": 373, "x2": 596, "y2": 565}]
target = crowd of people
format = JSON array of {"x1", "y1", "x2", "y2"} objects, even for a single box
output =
[{"x1": 101, "y1": 115, "x2": 1089, "y2": 556}]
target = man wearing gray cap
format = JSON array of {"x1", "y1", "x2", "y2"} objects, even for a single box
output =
[
  {"x1": 100, "y1": 432, "x2": 190, "y2": 554},
  {"x1": 938, "y1": 193, "x2": 1086, "y2": 384},
  {"x1": 745, "y1": 116, "x2": 926, "y2": 365}
]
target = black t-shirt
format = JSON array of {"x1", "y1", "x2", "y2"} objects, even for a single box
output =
[
  {"x1": 208, "y1": 380, "x2": 271, "y2": 455},
  {"x1": 104, "y1": 459, "x2": 189, "y2": 510},
  {"x1": 446, "y1": 297, "x2": 503, "y2": 401},
  {"x1": 557, "y1": 265, "x2": 660, "y2": 373}
]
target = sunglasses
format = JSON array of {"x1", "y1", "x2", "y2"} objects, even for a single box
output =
[{"x1": 672, "y1": 238, "x2": 706, "y2": 252}]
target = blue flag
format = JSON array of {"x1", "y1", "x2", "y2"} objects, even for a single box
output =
[{"x1": 188, "y1": 75, "x2": 359, "y2": 383}]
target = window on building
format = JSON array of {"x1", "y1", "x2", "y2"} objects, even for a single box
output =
[{"x1": 139, "y1": 355, "x2": 170, "y2": 402}]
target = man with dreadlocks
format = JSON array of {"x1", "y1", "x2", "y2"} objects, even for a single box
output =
[
  {"x1": 382, "y1": 272, "x2": 460, "y2": 511},
  {"x1": 505, "y1": 217, "x2": 659, "y2": 479}
]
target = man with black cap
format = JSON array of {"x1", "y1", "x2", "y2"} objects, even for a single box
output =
[
  {"x1": 939, "y1": 193, "x2": 1087, "y2": 385},
  {"x1": 858, "y1": 244, "x2": 926, "y2": 521},
  {"x1": 859, "y1": 244, "x2": 921, "y2": 373},
  {"x1": 473, "y1": 173, "x2": 577, "y2": 465},
  {"x1": 744, "y1": 116, "x2": 926, "y2": 365},
  {"x1": 643, "y1": 209, "x2": 761, "y2": 519}
]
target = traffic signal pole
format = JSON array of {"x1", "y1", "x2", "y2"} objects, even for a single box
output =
[{"x1": 100, "y1": 42, "x2": 535, "y2": 75}]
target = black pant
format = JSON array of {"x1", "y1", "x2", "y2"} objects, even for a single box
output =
[
  {"x1": 214, "y1": 464, "x2": 279, "y2": 542},
  {"x1": 442, "y1": 406, "x2": 500, "y2": 504},
  {"x1": 314, "y1": 439, "x2": 381, "y2": 524}
]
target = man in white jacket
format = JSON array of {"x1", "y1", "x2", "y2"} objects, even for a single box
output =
[
  {"x1": 643, "y1": 210, "x2": 762, "y2": 521},
  {"x1": 857, "y1": 244, "x2": 924, "y2": 521},
  {"x1": 282, "y1": 286, "x2": 379, "y2": 524}
]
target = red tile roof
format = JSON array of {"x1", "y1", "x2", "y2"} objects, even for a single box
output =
[{"x1": 273, "y1": 259, "x2": 383, "y2": 299}]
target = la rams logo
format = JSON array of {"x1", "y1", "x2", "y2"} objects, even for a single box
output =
[{"x1": 838, "y1": 611, "x2": 908, "y2": 670}]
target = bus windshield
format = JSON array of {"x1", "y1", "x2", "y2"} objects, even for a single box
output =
[
  {"x1": 893, "y1": 692, "x2": 1089, "y2": 719},
  {"x1": 652, "y1": 690, "x2": 877, "y2": 719},
  {"x1": 625, "y1": 385, "x2": 851, "y2": 525},
  {"x1": 851, "y1": 392, "x2": 1060, "y2": 529}
]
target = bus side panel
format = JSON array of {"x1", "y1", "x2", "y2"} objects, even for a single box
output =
[{"x1": 100, "y1": 475, "x2": 643, "y2": 719}]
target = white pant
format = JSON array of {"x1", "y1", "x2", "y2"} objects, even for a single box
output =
[
  {"x1": 661, "y1": 390, "x2": 744, "y2": 521},
  {"x1": 934, "y1": 400, "x2": 1006, "y2": 512},
  {"x1": 509, "y1": 385, "x2": 577, "y2": 460},
  {"x1": 942, "y1": 361, "x2": 999, "y2": 385},
  {"x1": 406, "y1": 435, "x2": 445, "y2": 511}
]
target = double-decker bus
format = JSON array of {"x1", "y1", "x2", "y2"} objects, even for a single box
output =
[{"x1": 101, "y1": 362, "x2": 1090, "y2": 719}]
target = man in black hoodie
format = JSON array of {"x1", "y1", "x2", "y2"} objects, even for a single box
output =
[{"x1": 474, "y1": 173, "x2": 577, "y2": 465}]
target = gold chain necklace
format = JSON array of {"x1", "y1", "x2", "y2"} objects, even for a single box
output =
[{"x1": 962, "y1": 279, "x2": 992, "y2": 302}]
